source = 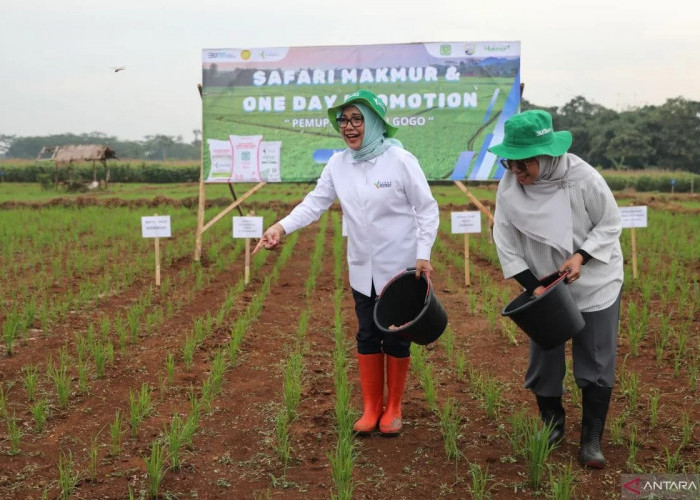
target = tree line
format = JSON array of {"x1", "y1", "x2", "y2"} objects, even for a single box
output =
[
  {"x1": 0, "y1": 132, "x2": 201, "y2": 162},
  {"x1": 522, "y1": 96, "x2": 699, "y2": 173},
  {"x1": 1, "y1": 96, "x2": 698, "y2": 173}
]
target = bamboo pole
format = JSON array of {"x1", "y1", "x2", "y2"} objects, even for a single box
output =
[
  {"x1": 202, "y1": 182, "x2": 266, "y2": 234},
  {"x1": 454, "y1": 180, "x2": 494, "y2": 243},
  {"x1": 194, "y1": 84, "x2": 206, "y2": 262},
  {"x1": 454, "y1": 181, "x2": 494, "y2": 224}
]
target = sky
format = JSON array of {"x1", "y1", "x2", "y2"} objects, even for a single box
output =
[{"x1": 1, "y1": 0, "x2": 698, "y2": 142}]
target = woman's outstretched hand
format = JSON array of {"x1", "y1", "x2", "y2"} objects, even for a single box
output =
[{"x1": 252, "y1": 223, "x2": 285, "y2": 255}]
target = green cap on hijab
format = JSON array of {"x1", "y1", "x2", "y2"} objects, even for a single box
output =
[
  {"x1": 327, "y1": 89, "x2": 398, "y2": 137},
  {"x1": 488, "y1": 110, "x2": 572, "y2": 160}
]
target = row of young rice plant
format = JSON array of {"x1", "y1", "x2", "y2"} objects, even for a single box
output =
[
  {"x1": 613, "y1": 208, "x2": 699, "y2": 473},
  {"x1": 68, "y1": 217, "x2": 291, "y2": 498},
  {"x1": 328, "y1": 211, "x2": 356, "y2": 500},
  {"x1": 126, "y1": 242, "x2": 282, "y2": 498},
  {"x1": 0, "y1": 201, "x2": 293, "y2": 496},
  {"x1": 0, "y1": 217, "x2": 251, "y2": 444},
  {"x1": 430, "y1": 204, "x2": 699, "y2": 490},
  {"x1": 0, "y1": 202, "x2": 279, "y2": 358},
  {"x1": 272, "y1": 213, "x2": 328, "y2": 481},
  {"x1": 0, "y1": 205, "x2": 202, "y2": 356}
]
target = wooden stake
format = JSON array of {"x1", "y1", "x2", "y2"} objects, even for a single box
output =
[
  {"x1": 155, "y1": 236, "x2": 161, "y2": 286},
  {"x1": 194, "y1": 84, "x2": 206, "y2": 261},
  {"x1": 194, "y1": 130, "x2": 206, "y2": 261},
  {"x1": 630, "y1": 227, "x2": 638, "y2": 279},
  {"x1": 244, "y1": 210, "x2": 256, "y2": 285},
  {"x1": 464, "y1": 232, "x2": 471, "y2": 286},
  {"x1": 245, "y1": 237, "x2": 251, "y2": 285},
  {"x1": 154, "y1": 213, "x2": 161, "y2": 286}
]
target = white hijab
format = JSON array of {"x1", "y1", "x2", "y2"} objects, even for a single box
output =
[{"x1": 497, "y1": 153, "x2": 588, "y2": 256}]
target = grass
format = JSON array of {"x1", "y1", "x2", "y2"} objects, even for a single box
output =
[
  {"x1": 468, "y1": 462, "x2": 494, "y2": 500},
  {"x1": 164, "y1": 413, "x2": 184, "y2": 470},
  {"x1": 548, "y1": 461, "x2": 578, "y2": 499},
  {"x1": 439, "y1": 398, "x2": 462, "y2": 461},
  {"x1": 57, "y1": 449, "x2": 80, "y2": 498},
  {"x1": 7, "y1": 413, "x2": 22, "y2": 454},
  {"x1": 30, "y1": 399, "x2": 49, "y2": 432},
  {"x1": 129, "y1": 383, "x2": 153, "y2": 438},
  {"x1": 22, "y1": 364, "x2": 39, "y2": 402},
  {"x1": 109, "y1": 410, "x2": 123, "y2": 455},
  {"x1": 145, "y1": 439, "x2": 167, "y2": 498}
]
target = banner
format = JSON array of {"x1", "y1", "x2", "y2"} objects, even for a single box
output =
[{"x1": 202, "y1": 42, "x2": 521, "y2": 183}]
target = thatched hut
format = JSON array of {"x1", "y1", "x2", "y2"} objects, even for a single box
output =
[{"x1": 37, "y1": 145, "x2": 117, "y2": 188}]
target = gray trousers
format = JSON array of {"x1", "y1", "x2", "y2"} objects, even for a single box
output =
[{"x1": 524, "y1": 293, "x2": 621, "y2": 397}]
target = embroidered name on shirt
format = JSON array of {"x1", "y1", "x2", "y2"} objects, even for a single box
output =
[{"x1": 374, "y1": 181, "x2": 392, "y2": 189}]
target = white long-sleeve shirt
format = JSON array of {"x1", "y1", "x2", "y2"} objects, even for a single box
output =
[
  {"x1": 493, "y1": 163, "x2": 624, "y2": 312},
  {"x1": 279, "y1": 146, "x2": 439, "y2": 296}
]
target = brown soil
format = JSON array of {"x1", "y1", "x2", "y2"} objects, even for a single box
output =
[{"x1": 0, "y1": 201, "x2": 698, "y2": 500}]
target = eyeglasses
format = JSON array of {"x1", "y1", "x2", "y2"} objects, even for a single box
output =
[
  {"x1": 500, "y1": 157, "x2": 535, "y2": 172},
  {"x1": 336, "y1": 115, "x2": 364, "y2": 129}
]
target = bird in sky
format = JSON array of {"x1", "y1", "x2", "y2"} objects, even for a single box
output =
[{"x1": 110, "y1": 66, "x2": 126, "y2": 72}]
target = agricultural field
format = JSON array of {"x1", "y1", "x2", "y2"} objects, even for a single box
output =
[{"x1": 0, "y1": 182, "x2": 698, "y2": 499}]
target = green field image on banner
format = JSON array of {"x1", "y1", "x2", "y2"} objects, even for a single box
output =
[{"x1": 201, "y1": 42, "x2": 521, "y2": 183}]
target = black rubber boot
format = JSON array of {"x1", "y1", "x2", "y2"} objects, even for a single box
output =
[
  {"x1": 579, "y1": 385, "x2": 613, "y2": 469},
  {"x1": 536, "y1": 395, "x2": 565, "y2": 446}
]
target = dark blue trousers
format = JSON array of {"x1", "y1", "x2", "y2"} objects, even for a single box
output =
[{"x1": 352, "y1": 286, "x2": 411, "y2": 358}]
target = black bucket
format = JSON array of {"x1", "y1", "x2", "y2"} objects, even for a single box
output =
[
  {"x1": 501, "y1": 272, "x2": 585, "y2": 350},
  {"x1": 373, "y1": 269, "x2": 448, "y2": 345}
]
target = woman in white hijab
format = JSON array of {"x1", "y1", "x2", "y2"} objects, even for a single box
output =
[{"x1": 489, "y1": 110, "x2": 623, "y2": 469}]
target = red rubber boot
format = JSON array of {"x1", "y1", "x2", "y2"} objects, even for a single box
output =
[
  {"x1": 353, "y1": 353, "x2": 384, "y2": 435},
  {"x1": 379, "y1": 355, "x2": 410, "y2": 436}
]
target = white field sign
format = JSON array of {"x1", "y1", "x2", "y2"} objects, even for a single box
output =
[
  {"x1": 619, "y1": 206, "x2": 648, "y2": 279},
  {"x1": 619, "y1": 206, "x2": 648, "y2": 228},
  {"x1": 451, "y1": 211, "x2": 481, "y2": 286},
  {"x1": 141, "y1": 215, "x2": 172, "y2": 238},
  {"x1": 233, "y1": 216, "x2": 263, "y2": 284},
  {"x1": 141, "y1": 215, "x2": 171, "y2": 285}
]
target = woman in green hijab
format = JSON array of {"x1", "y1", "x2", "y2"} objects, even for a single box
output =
[{"x1": 254, "y1": 89, "x2": 440, "y2": 436}]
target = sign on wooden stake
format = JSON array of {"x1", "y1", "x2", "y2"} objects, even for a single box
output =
[
  {"x1": 141, "y1": 215, "x2": 171, "y2": 286},
  {"x1": 619, "y1": 206, "x2": 648, "y2": 279},
  {"x1": 233, "y1": 214, "x2": 263, "y2": 284},
  {"x1": 451, "y1": 211, "x2": 481, "y2": 286}
]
